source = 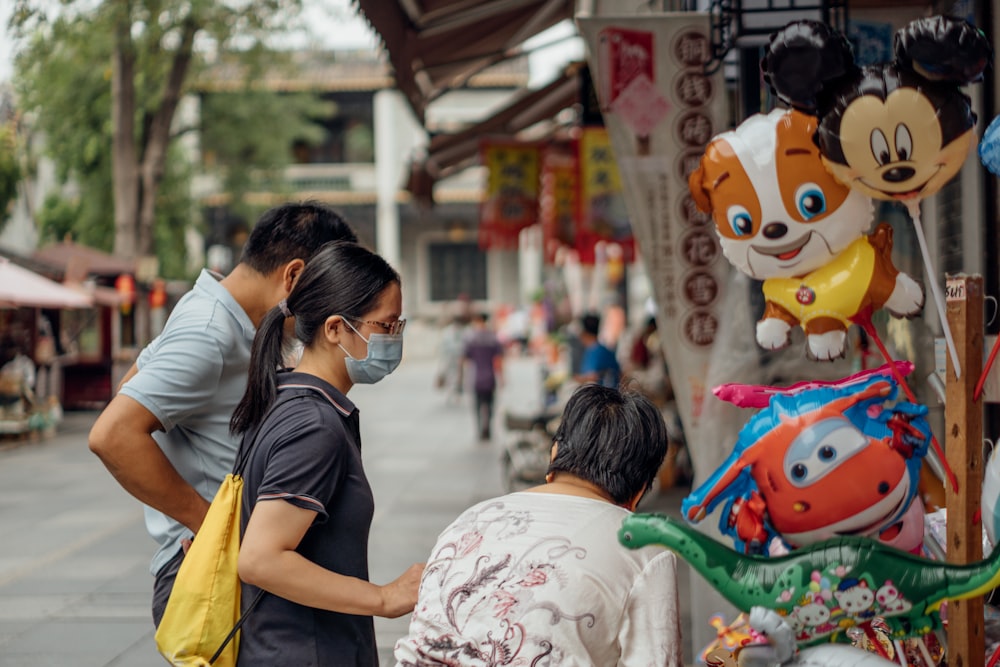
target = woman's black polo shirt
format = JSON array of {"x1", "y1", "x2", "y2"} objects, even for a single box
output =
[{"x1": 237, "y1": 372, "x2": 376, "y2": 666}]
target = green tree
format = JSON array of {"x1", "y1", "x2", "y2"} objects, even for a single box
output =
[
  {"x1": 0, "y1": 122, "x2": 20, "y2": 231},
  {"x1": 197, "y1": 85, "x2": 332, "y2": 224},
  {"x1": 11, "y1": 0, "x2": 305, "y2": 264}
]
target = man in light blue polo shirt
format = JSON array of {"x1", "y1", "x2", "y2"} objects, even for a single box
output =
[{"x1": 88, "y1": 201, "x2": 356, "y2": 626}]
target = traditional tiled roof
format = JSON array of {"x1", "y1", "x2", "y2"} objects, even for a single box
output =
[
  {"x1": 193, "y1": 49, "x2": 528, "y2": 93},
  {"x1": 33, "y1": 240, "x2": 136, "y2": 278}
]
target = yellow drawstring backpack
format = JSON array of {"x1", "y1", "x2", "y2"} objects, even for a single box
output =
[{"x1": 154, "y1": 409, "x2": 279, "y2": 666}]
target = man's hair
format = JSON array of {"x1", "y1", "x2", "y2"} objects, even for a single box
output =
[
  {"x1": 548, "y1": 384, "x2": 668, "y2": 505},
  {"x1": 239, "y1": 201, "x2": 358, "y2": 275},
  {"x1": 581, "y1": 313, "x2": 601, "y2": 337}
]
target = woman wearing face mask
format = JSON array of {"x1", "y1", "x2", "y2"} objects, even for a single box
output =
[{"x1": 228, "y1": 240, "x2": 424, "y2": 666}]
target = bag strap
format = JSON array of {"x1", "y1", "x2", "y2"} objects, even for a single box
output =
[
  {"x1": 210, "y1": 384, "x2": 334, "y2": 662},
  {"x1": 232, "y1": 388, "x2": 313, "y2": 476},
  {"x1": 209, "y1": 588, "x2": 265, "y2": 664}
]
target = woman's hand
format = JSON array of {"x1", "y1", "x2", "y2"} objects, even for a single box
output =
[{"x1": 378, "y1": 562, "x2": 425, "y2": 618}]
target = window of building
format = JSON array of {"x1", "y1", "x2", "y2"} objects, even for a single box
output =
[
  {"x1": 291, "y1": 91, "x2": 375, "y2": 165},
  {"x1": 428, "y1": 242, "x2": 487, "y2": 301}
]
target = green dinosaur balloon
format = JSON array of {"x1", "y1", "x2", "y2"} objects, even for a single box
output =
[{"x1": 619, "y1": 513, "x2": 1000, "y2": 647}]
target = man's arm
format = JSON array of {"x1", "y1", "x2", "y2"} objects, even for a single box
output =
[
  {"x1": 88, "y1": 395, "x2": 211, "y2": 534},
  {"x1": 116, "y1": 362, "x2": 139, "y2": 392}
]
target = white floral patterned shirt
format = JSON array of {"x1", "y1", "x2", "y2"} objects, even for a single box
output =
[{"x1": 394, "y1": 492, "x2": 684, "y2": 666}]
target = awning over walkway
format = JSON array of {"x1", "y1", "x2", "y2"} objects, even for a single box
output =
[
  {"x1": 406, "y1": 63, "x2": 582, "y2": 206},
  {"x1": 0, "y1": 258, "x2": 93, "y2": 309},
  {"x1": 354, "y1": 0, "x2": 575, "y2": 124}
]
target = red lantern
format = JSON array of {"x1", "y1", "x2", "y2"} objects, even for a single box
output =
[
  {"x1": 116, "y1": 274, "x2": 136, "y2": 315},
  {"x1": 149, "y1": 279, "x2": 167, "y2": 310}
]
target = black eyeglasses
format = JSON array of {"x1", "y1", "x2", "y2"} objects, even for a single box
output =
[{"x1": 349, "y1": 317, "x2": 406, "y2": 335}]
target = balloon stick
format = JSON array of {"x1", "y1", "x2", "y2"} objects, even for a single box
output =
[
  {"x1": 916, "y1": 636, "x2": 936, "y2": 667},
  {"x1": 905, "y1": 199, "x2": 961, "y2": 378},
  {"x1": 892, "y1": 639, "x2": 907, "y2": 666},
  {"x1": 857, "y1": 317, "x2": 957, "y2": 493}
]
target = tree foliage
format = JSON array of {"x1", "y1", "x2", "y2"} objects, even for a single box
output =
[
  {"x1": 198, "y1": 84, "x2": 333, "y2": 224},
  {"x1": 10, "y1": 0, "x2": 307, "y2": 269},
  {"x1": 0, "y1": 122, "x2": 20, "y2": 230}
]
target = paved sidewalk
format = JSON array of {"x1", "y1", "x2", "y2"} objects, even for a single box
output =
[{"x1": 0, "y1": 349, "x2": 695, "y2": 666}]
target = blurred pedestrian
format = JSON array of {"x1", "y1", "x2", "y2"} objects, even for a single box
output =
[
  {"x1": 463, "y1": 312, "x2": 504, "y2": 441},
  {"x1": 88, "y1": 201, "x2": 358, "y2": 627},
  {"x1": 435, "y1": 314, "x2": 466, "y2": 404},
  {"x1": 230, "y1": 240, "x2": 423, "y2": 665},
  {"x1": 574, "y1": 312, "x2": 621, "y2": 389},
  {"x1": 394, "y1": 383, "x2": 682, "y2": 666}
]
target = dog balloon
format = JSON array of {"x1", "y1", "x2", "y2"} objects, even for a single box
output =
[{"x1": 688, "y1": 108, "x2": 924, "y2": 360}]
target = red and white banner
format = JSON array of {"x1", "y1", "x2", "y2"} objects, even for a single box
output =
[
  {"x1": 539, "y1": 142, "x2": 579, "y2": 264},
  {"x1": 578, "y1": 14, "x2": 728, "y2": 458}
]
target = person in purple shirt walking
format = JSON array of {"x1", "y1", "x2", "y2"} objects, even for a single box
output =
[{"x1": 463, "y1": 312, "x2": 504, "y2": 441}]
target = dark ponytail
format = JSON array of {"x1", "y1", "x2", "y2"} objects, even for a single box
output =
[{"x1": 230, "y1": 240, "x2": 400, "y2": 435}]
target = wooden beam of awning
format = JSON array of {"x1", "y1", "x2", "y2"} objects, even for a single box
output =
[
  {"x1": 407, "y1": 63, "x2": 581, "y2": 207},
  {"x1": 354, "y1": 0, "x2": 574, "y2": 122}
]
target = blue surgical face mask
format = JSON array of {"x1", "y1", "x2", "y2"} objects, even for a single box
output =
[{"x1": 338, "y1": 318, "x2": 403, "y2": 384}]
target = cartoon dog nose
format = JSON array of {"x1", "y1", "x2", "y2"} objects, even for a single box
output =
[
  {"x1": 762, "y1": 222, "x2": 787, "y2": 239},
  {"x1": 882, "y1": 167, "x2": 916, "y2": 183}
]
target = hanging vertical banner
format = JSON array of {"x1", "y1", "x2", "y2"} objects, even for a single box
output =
[
  {"x1": 479, "y1": 139, "x2": 542, "y2": 250},
  {"x1": 576, "y1": 126, "x2": 635, "y2": 264},
  {"x1": 578, "y1": 14, "x2": 727, "y2": 455},
  {"x1": 539, "y1": 142, "x2": 579, "y2": 264}
]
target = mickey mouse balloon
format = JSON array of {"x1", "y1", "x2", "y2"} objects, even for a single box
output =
[
  {"x1": 762, "y1": 15, "x2": 992, "y2": 378},
  {"x1": 762, "y1": 15, "x2": 991, "y2": 204}
]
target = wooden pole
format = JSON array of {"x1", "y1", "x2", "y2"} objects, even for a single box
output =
[{"x1": 944, "y1": 273, "x2": 984, "y2": 667}]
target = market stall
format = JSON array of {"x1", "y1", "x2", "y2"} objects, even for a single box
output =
[
  {"x1": 581, "y1": 10, "x2": 999, "y2": 667},
  {"x1": 0, "y1": 258, "x2": 91, "y2": 438}
]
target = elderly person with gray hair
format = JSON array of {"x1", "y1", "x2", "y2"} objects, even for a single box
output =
[{"x1": 395, "y1": 383, "x2": 683, "y2": 666}]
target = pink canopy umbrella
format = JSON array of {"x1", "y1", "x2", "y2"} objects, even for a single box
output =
[{"x1": 0, "y1": 258, "x2": 93, "y2": 309}]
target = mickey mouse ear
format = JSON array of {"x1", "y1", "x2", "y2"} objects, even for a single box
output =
[
  {"x1": 894, "y1": 15, "x2": 993, "y2": 84},
  {"x1": 761, "y1": 19, "x2": 855, "y2": 112}
]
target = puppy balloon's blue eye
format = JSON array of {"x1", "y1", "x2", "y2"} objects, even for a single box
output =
[
  {"x1": 795, "y1": 183, "x2": 826, "y2": 219},
  {"x1": 726, "y1": 205, "x2": 753, "y2": 236}
]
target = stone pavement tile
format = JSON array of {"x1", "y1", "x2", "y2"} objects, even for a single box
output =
[
  {"x1": 0, "y1": 619, "x2": 157, "y2": 667},
  {"x1": 60, "y1": 591, "x2": 152, "y2": 619},
  {"x1": 0, "y1": 557, "x2": 139, "y2": 596},
  {"x1": 375, "y1": 615, "x2": 409, "y2": 662},
  {"x1": 0, "y1": 593, "x2": 84, "y2": 620},
  {"x1": 0, "y1": 620, "x2": 31, "y2": 647}
]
